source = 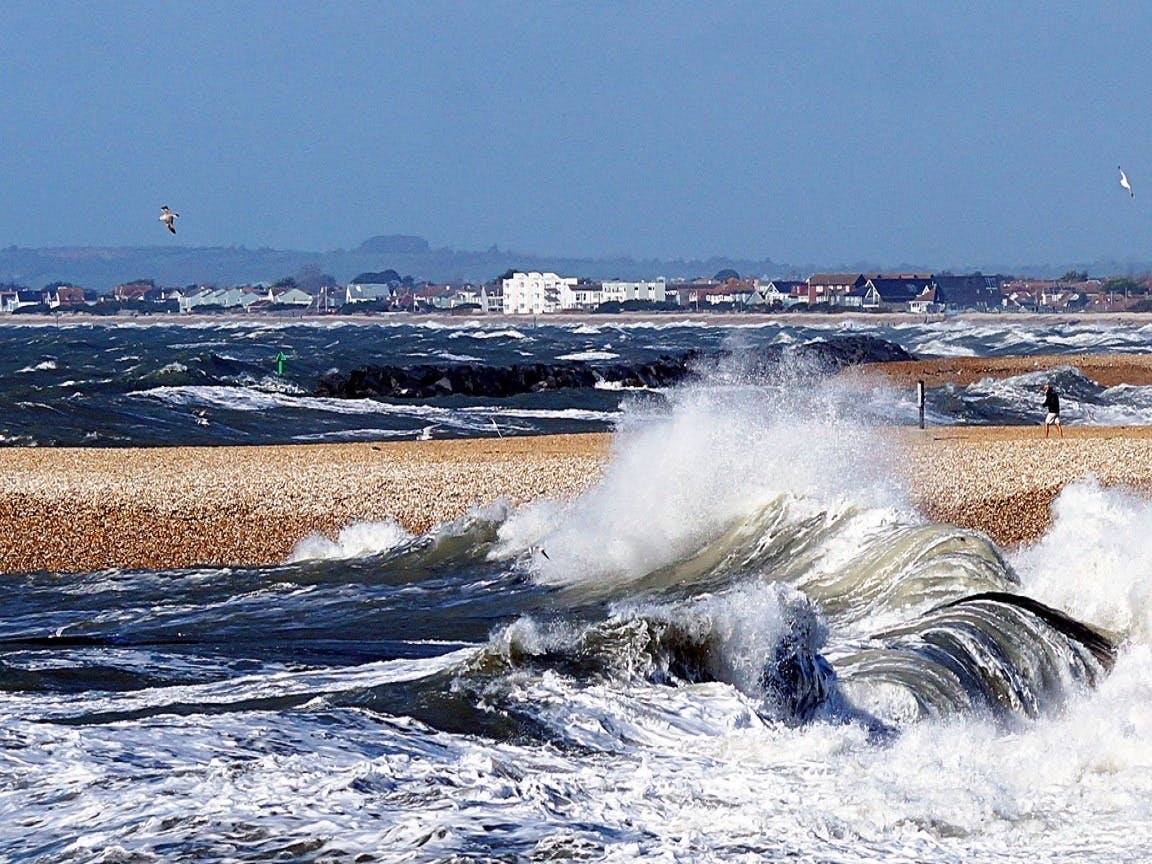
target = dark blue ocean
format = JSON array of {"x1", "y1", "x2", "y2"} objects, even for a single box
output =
[{"x1": 4, "y1": 316, "x2": 1152, "y2": 863}]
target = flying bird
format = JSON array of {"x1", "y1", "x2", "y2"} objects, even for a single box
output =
[
  {"x1": 1119, "y1": 167, "x2": 1134, "y2": 198},
  {"x1": 159, "y1": 205, "x2": 180, "y2": 233}
]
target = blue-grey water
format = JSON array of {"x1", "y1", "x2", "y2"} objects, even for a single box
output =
[
  {"x1": 4, "y1": 316, "x2": 1152, "y2": 863},
  {"x1": 3, "y1": 316, "x2": 1152, "y2": 446}
]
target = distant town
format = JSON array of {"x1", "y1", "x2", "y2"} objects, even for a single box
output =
[{"x1": 2, "y1": 267, "x2": 1150, "y2": 317}]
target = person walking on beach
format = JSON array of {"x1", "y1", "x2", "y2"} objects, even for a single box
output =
[{"x1": 1042, "y1": 383, "x2": 1063, "y2": 438}]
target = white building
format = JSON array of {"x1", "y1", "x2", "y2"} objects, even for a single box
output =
[
  {"x1": 453, "y1": 284, "x2": 500, "y2": 313},
  {"x1": 484, "y1": 283, "x2": 504, "y2": 314},
  {"x1": 0, "y1": 291, "x2": 17, "y2": 313},
  {"x1": 271, "y1": 287, "x2": 314, "y2": 307},
  {"x1": 759, "y1": 280, "x2": 806, "y2": 308},
  {"x1": 179, "y1": 286, "x2": 267, "y2": 313},
  {"x1": 501, "y1": 271, "x2": 578, "y2": 315},
  {"x1": 570, "y1": 282, "x2": 604, "y2": 310},
  {"x1": 600, "y1": 279, "x2": 667, "y2": 304},
  {"x1": 345, "y1": 282, "x2": 393, "y2": 305}
]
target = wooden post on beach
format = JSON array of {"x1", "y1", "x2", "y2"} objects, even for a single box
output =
[{"x1": 917, "y1": 379, "x2": 925, "y2": 429}]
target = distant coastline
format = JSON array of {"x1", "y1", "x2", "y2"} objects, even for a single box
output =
[
  {"x1": 2, "y1": 234, "x2": 1148, "y2": 293},
  {"x1": 2, "y1": 309, "x2": 1152, "y2": 327}
]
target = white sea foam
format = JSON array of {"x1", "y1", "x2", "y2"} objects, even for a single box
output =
[
  {"x1": 286, "y1": 519, "x2": 411, "y2": 562},
  {"x1": 132, "y1": 385, "x2": 394, "y2": 414},
  {"x1": 450, "y1": 328, "x2": 527, "y2": 340},
  {"x1": 909, "y1": 338, "x2": 978, "y2": 357},
  {"x1": 556, "y1": 350, "x2": 620, "y2": 361},
  {"x1": 8, "y1": 643, "x2": 1152, "y2": 863},
  {"x1": 290, "y1": 428, "x2": 425, "y2": 442},
  {"x1": 16, "y1": 359, "x2": 57, "y2": 373},
  {"x1": 464, "y1": 405, "x2": 619, "y2": 422},
  {"x1": 15, "y1": 320, "x2": 1152, "y2": 862},
  {"x1": 497, "y1": 360, "x2": 904, "y2": 587},
  {"x1": 435, "y1": 352, "x2": 482, "y2": 362},
  {"x1": 1011, "y1": 479, "x2": 1152, "y2": 642}
]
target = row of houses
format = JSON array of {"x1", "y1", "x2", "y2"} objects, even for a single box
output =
[
  {"x1": 491, "y1": 271, "x2": 1001, "y2": 314},
  {"x1": 492, "y1": 271, "x2": 1151, "y2": 314},
  {"x1": 0, "y1": 281, "x2": 319, "y2": 314},
  {"x1": 2, "y1": 271, "x2": 1147, "y2": 316},
  {"x1": 0, "y1": 285, "x2": 98, "y2": 313}
]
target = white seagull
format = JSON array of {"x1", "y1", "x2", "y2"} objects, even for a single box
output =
[
  {"x1": 1119, "y1": 167, "x2": 1134, "y2": 198},
  {"x1": 159, "y1": 205, "x2": 180, "y2": 233}
]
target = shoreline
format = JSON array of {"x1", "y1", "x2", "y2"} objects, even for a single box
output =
[
  {"x1": 3, "y1": 425, "x2": 1152, "y2": 574},
  {"x1": 5, "y1": 310, "x2": 1152, "y2": 328},
  {"x1": 849, "y1": 354, "x2": 1152, "y2": 387},
  {"x1": 6, "y1": 348, "x2": 1152, "y2": 575},
  {"x1": 896, "y1": 425, "x2": 1152, "y2": 546},
  {"x1": 0, "y1": 435, "x2": 610, "y2": 575}
]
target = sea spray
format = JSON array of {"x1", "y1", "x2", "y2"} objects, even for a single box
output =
[
  {"x1": 288, "y1": 502, "x2": 511, "y2": 565},
  {"x1": 11, "y1": 321, "x2": 1152, "y2": 861},
  {"x1": 287, "y1": 519, "x2": 411, "y2": 562},
  {"x1": 485, "y1": 581, "x2": 831, "y2": 725},
  {"x1": 1012, "y1": 478, "x2": 1152, "y2": 642},
  {"x1": 497, "y1": 355, "x2": 906, "y2": 588}
]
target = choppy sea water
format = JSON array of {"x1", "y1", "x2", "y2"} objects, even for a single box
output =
[
  {"x1": 4, "y1": 317, "x2": 1152, "y2": 862},
  {"x1": 3, "y1": 316, "x2": 1152, "y2": 446}
]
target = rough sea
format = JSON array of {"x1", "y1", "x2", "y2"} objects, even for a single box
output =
[{"x1": 4, "y1": 316, "x2": 1152, "y2": 863}]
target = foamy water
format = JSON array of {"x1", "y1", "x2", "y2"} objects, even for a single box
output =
[
  {"x1": 4, "y1": 324, "x2": 1152, "y2": 861},
  {"x1": 4, "y1": 317, "x2": 1152, "y2": 445}
]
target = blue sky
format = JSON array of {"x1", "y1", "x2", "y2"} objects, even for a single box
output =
[{"x1": 2, "y1": 1, "x2": 1150, "y2": 269}]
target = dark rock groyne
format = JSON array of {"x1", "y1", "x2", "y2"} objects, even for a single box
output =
[{"x1": 314, "y1": 335, "x2": 914, "y2": 399}]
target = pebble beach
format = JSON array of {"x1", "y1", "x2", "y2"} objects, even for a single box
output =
[
  {"x1": 3, "y1": 348, "x2": 1152, "y2": 574},
  {"x1": 3, "y1": 422, "x2": 1152, "y2": 574},
  {"x1": 0, "y1": 436, "x2": 611, "y2": 574}
]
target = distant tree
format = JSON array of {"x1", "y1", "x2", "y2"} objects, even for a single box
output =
[
  {"x1": 295, "y1": 263, "x2": 338, "y2": 293},
  {"x1": 620, "y1": 299, "x2": 678, "y2": 312},
  {"x1": 350, "y1": 270, "x2": 401, "y2": 285},
  {"x1": 714, "y1": 269, "x2": 740, "y2": 282},
  {"x1": 1059, "y1": 269, "x2": 1089, "y2": 282},
  {"x1": 87, "y1": 301, "x2": 121, "y2": 316},
  {"x1": 272, "y1": 276, "x2": 298, "y2": 289},
  {"x1": 356, "y1": 235, "x2": 430, "y2": 255}
]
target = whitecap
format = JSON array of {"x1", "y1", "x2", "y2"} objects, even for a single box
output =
[
  {"x1": 557, "y1": 350, "x2": 620, "y2": 361},
  {"x1": 16, "y1": 359, "x2": 57, "y2": 373},
  {"x1": 287, "y1": 520, "x2": 411, "y2": 562}
]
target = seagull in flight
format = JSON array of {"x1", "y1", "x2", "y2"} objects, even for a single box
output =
[
  {"x1": 1119, "y1": 167, "x2": 1134, "y2": 198},
  {"x1": 159, "y1": 205, "x2": 180, "y2": 233}
]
